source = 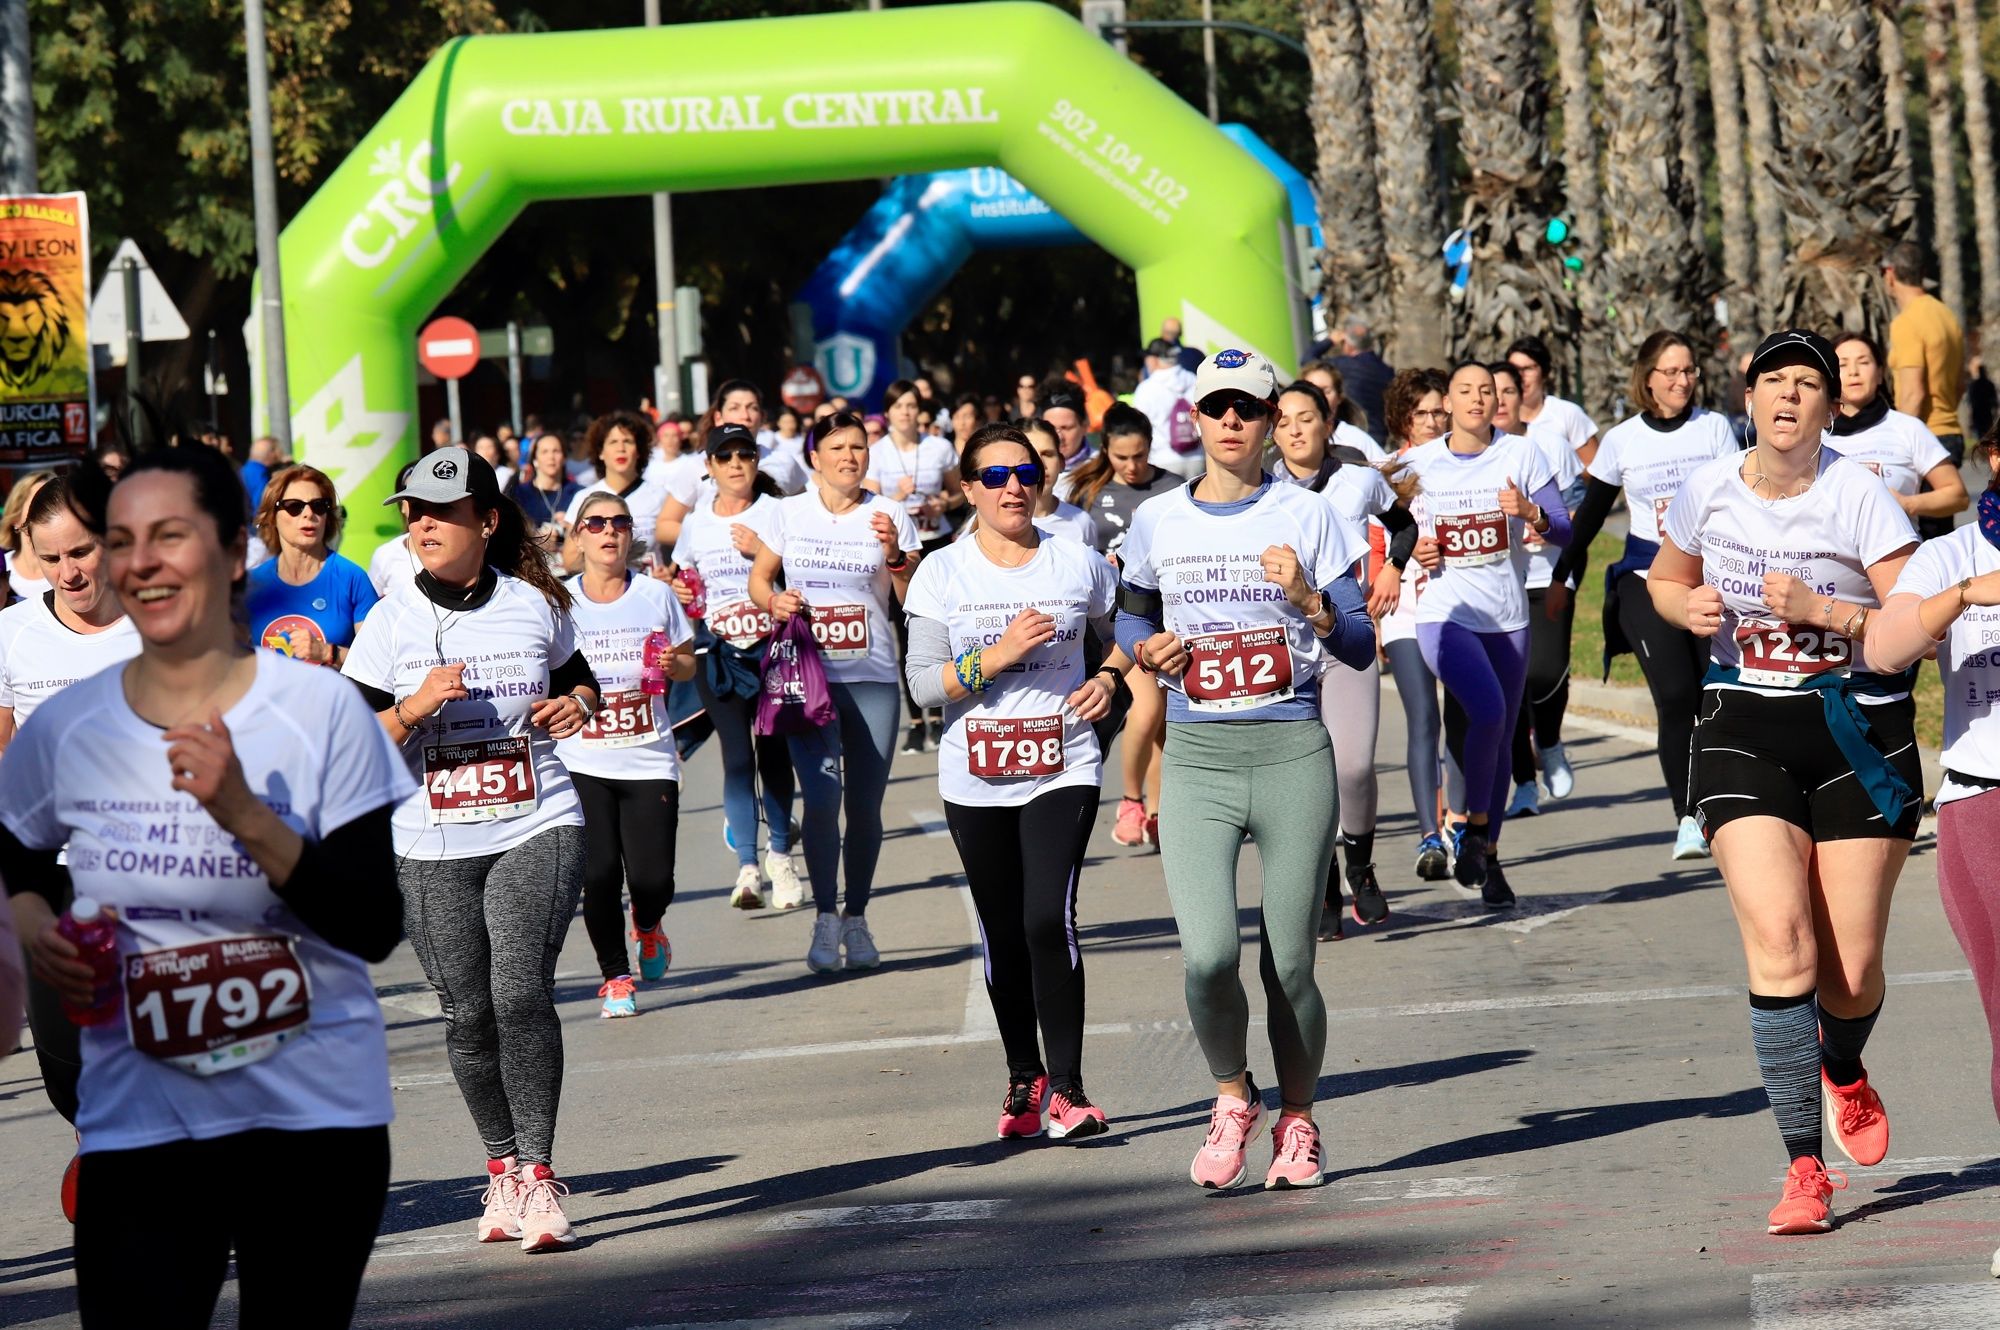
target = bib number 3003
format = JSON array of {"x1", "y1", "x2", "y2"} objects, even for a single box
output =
[
  {"x1": 1435, "y1": 510, "x2": 1510, "y2": 568},
  {"x1": 423, "y1": 736, "x2": 537, "y2": 823},
  {"x1": 1183, "y1": 626, "x2": 1295, "y2": 713},
  {"x1": 125, "y1": 935, "x2": 311, "y2": 1077},
  {"x1": 1733, "y1": 619, "x2": 1853, "y2": 688},
  {"x1": 965, "y1": 715, "x2": 1066, "y2": 778}
]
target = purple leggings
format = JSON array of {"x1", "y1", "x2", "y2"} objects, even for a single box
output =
[
  {"x1": 1417, "y1": 620, "x2": 1530, "y2": 846},
  {"x1": 1938, "y1": 790, "x2": 2000, "y2": 1121}
]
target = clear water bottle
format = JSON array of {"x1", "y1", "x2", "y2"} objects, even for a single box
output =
[
  {"x1": 640, "y1": 630, "x2": 672, "y2": 696},
  {"x1": 55, "y1": 898, "x2": 121, "y2": 1027}
]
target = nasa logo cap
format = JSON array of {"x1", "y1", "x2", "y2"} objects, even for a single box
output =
[{"x1": 1191, "y1": 348, "x2": 1282, "y2": 403}]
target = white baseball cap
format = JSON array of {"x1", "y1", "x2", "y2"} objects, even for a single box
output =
[{"x1": 1191, "y1": 348, "x2": 1282, "y2": 403}]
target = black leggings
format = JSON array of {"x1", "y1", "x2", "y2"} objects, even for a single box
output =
[
  {"x1": 945, "y1": 785, "x2": 1097, "y2": 1086},
  {"x1": 1613, "y1": 571, "x2": 1709, "y2": 818},
  {"x1": 77, "y1": 1125, "x2": 388, "y2": 1329},
  {"x1": 1511, "y1": 585, "x2": 1576, "y2": 785},
  {"x1": 572, "y1": 771, "x2": 680, "y2": 981},
  {"x1": 24, "y1": 863, "x2": 80, "y2": 1124}
]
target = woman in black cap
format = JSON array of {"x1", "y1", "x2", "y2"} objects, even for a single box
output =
[{"x1": 1647, "y1": 329, "x2": 1921, "y2": 1236}]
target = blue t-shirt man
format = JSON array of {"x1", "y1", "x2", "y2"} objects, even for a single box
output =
[{"x1": 245, "y1": 553, "x2": 380, "y2": 663}]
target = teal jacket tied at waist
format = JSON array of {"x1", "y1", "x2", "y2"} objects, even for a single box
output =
[{"x1": 1702, "y1": 661, "x2": 1918, "y2": 827}]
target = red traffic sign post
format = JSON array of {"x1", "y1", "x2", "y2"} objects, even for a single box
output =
[{"x1": 418, "y1": 316, "x2": 479, "y2": 446}]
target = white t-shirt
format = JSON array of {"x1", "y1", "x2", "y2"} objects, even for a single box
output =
[
  {"x1": 867, "y1": 436, "x2": 959, "y2": 540},
  {"x1": 563, "y1": 477, "x2": 669, "y2": 569},
  {"x1": 749, "y1": 487, "x2": 922, "y2": 686},
  {"x1": 1380, "y1": 489, "x2": 1430, "y2": 646},
  {"x1": 1661, "y1": 449, "x2": 1918, "y2": 695},
  {"x1": 1888, "y1": 527, "x2": 2000, "y2": 802},
  {"x1": 1131, "y1": 364, "x2": 1198, "y2": 472},
  {"x1": 671, "y1": 492, "x2": 783, "y2": 649},
  {"x1": 1397, "y1": 435, "x2": 1558, "y2": 632},
  {"x1": 0, "y1": 655, "x2": 414, "y2": 1154},
  {"x1": 0, "y1": 593, "x2": 140, "y2": 726},
  {"x1": 343, "y1": 571, "x2": 586, "y2": 859},
  {"x1": 1588, "y1": 408, "x2": 1743, "y2": 557},
  {"x1": 1334, "y1": 420, "x2": 1387, "y2": 463},
  {"x1": 903, "y1": 535, "x2": 1117, "y2": 807},
  {"x1": 1518, "y1": 430, "x2": 1585, "y2": 591},
  {"x1": 1826, "y1": 408, "x2": 1953, "y2": 498},
  {"x1": 555, "y1": 573, "x2": 694, "y2": 782},
  {"x1": 1120, "y1": 479, "x2": 1364, "y2": 709},
  {"x1": 1523, "y1": 394, "x2": 1599, "y2": 458},
  {"x1": 6, "y1": 563, "x2": 43, "y2": 603},
  {"x1": 366, "y1": 533, "x2": 420, "y2": 599}
]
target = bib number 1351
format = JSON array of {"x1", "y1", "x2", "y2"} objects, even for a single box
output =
[{"x1": 1183, "y1": 626, "x2": 1295, "y2": 713}]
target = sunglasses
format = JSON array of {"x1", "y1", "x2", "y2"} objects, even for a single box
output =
[
  {"x1": 1196, "y1": 393, "x2": 1272, "y2": 421},
  {"x1": 976, "y1": 462, "x2": 1046, "y2": 490},
  {"x1": 709, "y1": 446, "x2": 758, "y2": 464},
  {"x1": 578, "y1": 514, "x2": 635, "y2": 534},
  {"x1": 275, "y1": 498, "x2": 333, "y2": 518}
]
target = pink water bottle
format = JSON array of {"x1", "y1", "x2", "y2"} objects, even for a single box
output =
[
  {"x1": 641, "y1": 630, "x2": 672, "y2": 696},
  {"x1": 55, "y1": 898, "x2": 121, "y2": 1027},
  {"x1": 679, "y1": 567, "x2": 707, "y2": 619}
]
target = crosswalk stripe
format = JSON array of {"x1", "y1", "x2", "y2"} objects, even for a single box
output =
[
  {"x1": 1750, "y1": 1271, "x2": 2000, "y2": 1328},
  {"x1": 1173, "y1": 1286, "x2": 1476, "y2": 1329},
  {"x1": 758, "y1": 1200, "x2": 1007, "y2": 1230}
]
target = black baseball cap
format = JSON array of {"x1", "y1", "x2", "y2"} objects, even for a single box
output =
[
  {"x1": 1745, "y1": 329, "x2": 1839, "y2": 385},
  {"x1": 1144, "y1": 337, "x2": 1180, "y2": 361},
  {"x1": 705, "y1": 424, "x2": 759, "y2": 455},
  {"x1": 382, "y1": 446, "x2": 501, "y2": 506}
]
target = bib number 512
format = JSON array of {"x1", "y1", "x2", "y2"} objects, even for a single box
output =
[{"x1": 1183, "y1": 626, "x2": 1295, "y2": 713}]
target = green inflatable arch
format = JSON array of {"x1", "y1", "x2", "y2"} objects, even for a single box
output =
[{"x1": 257, "y1": 1, "x2": 1298, "y2": 557}]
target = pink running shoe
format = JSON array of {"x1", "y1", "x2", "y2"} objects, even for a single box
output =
[
  {"x1": 1767, "y1": 1155, "x2": 1848, "y2": 1235},
  {"x1": 1264, "y1": 1114, "x2": 1324, "y2": 1189},
  {"x1": 1190, "y1": 1083, "x2": 1267, "y2": 1189},
  {"x1": 997, "y1": 1074, "x2": 1049, "y2": 1139},
  {"x1": 1047, "y1": 1084, "x2": 1109, "y2": 1140},
  {"x1": 1822, "y1": 1069, "x2": 1890, "y2": 1167},
  {"x1": 517, "y1": 1163, "x2": 576, "y2": 1253},
  {"x1": 1112, "y1": 798, "x2": 1148, "y2": 846},
  {"x1": 477, "y1": 1155, "x2": 523, "y2": 1242}
]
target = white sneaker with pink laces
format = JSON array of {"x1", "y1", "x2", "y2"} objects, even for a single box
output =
[
  {"x1": 516, "y1": 1163, "x2": 576, "y2": 1253},
  {"x1": 1189, "y1": 1081, "x2": 1266, "y2": 1189},
  {"x1": 477, "y1": 1155, "x2": 522, "y2": 1242}
]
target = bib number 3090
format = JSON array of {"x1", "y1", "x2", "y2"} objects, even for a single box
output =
[
  {"x1": 125, "y1": 934, "x2": 311, "y2": 1077},
  {"x1": 423, "y1": 736, "x2": 537, "y2": 823},
  {"x1": 1734, "y1": 619, "x2": 1852, "y2": 688},
  {"x1": 809, "y1": 604, "x2": 870, "y2": 661},
  {"x1": 1183, "y1": 626, "x2": 1295, "y2": 713},
  {"x1": 1435, "y1": 510, "x2": 1510, "y2": 568}
]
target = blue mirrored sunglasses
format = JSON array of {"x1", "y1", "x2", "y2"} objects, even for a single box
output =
[{"x1": 976, "y1": 462, "x2": 1046, "y2": 490}]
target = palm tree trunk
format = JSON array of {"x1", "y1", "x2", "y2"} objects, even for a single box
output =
[
  {"x1": 1549, "y1": 0, "x2": 1609, "y2": 414},
  {"x1": 1736, "y1": 0, "x2": 1788, "y2": 329},
  {"x1": 1672, "y1": 0, "x2": 1707, "y2": 256},
  {"x1": 1301, "y1": 0, "x2": 1390, "y2": 334},
  {"x1": 1359, "y1": 0, "x2": 1448, "y2": 368},
  {"x1": 1764, "y1": 0, "x2": 1916, "y2": 339},
  {"x1": 1925, "y1": 0, "x2": 1967, "y2": 317},
  {"x1": 1880, "y1": 5, "x2": 1918, "y2": 215},
  {"x1": 1956, "y1": 0, "x2": 2000, "y2": 336},
  {"x1": 1708, "y1": 0, "x2": 1756, "y2": 333}
]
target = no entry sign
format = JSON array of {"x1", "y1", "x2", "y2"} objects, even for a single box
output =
[{"x1": 418, "y1": 317, "x2": 480, "y2": 380}]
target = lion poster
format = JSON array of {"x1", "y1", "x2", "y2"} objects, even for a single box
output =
[{"x1": 0, "y1": 192, "x2": 93, "y2": 483}]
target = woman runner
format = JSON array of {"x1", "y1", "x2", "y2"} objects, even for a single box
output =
[
  {"x1": 510, "y1": 433, "x2": 581, "y2": 561},
  {"x1": 1650, "y1": 329, "x2": 1919, "y2": 1235},
  {"x1": 1115, "y1": 349, "x2": 1375, "y2": 1191},
  {"x1": 559, "y1": 492, "x2": 696, "y2": 1019},
  {"x1": 905, "y1": 422, "x2": 1120, "y2": 1140},
  {"x1": 344, "y1": 445, "x2": 599, "y2": 1252},
  {"x1": 1827, "y1": 331, "x2": 1969, "y2": 531},
  {"x1": 562, "y1": 410, "x2": 670, "y2": 573},
  {"x1": 246, "y1": 464, "x2": 378, "y2": 668},
  {"x1": 868, "y1": 378, "x2": 962, "y2": 753}
]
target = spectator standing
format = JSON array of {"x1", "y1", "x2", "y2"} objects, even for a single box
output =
[
  {"x1": 1331, "y1": 322, "x2": 1395, "y2": 443},
  {"x1": 1130, "y1": 338, "x2": 1198, "y2": 477}
]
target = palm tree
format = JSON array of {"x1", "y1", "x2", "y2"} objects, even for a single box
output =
[
  {"x1": 1708, "y1": 0, "x2": 1757, "y2": 332},
  {"x1": 1956, "y1": 0, "x2": 2000, "y2": 337},
  {"x1": 1359, "y1": 0, "x2": 1448, "y2": 368},
  {"x1": 1764, "y1": 0, "x2": 1914, "y2": 338},
  {"x1": 1736, "y1": 0, "x2": 1787, "y2": 329},
  {"x1": 1301, "y1": 0, "x2": 1390, "y2": 334},
  {"x1": 1448, "y1": 0, "x2": 1578, "y2": 362},
  {"x1": 1880, "y1": 4, "x2": 1918, "y2": 216},
  {"x1": 1671, "y1": 0, "x2": 1706, "y2": 255},
  {"x1": 1549, "y1": 0, "x2": 1608, "y2": 412},
  {"x1": 1925, "y1": 0, "x2": 1967, "y2": 316}
]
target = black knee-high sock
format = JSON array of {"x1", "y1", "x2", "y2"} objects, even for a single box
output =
[
  {"x1": 1340, "y1": 831, "x2": 1375, "y2": 873},
  {"x1": 1820, "y1": 999, "x2": 1883, "y2": 1087},
  {"x1": 1750, "y1": 991, "x2": 1823, "y2": 1161}
]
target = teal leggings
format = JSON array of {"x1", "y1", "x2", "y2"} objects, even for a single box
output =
[{"x1": 1158, "y1": 718, "x2": 1337, "y2": 1109}]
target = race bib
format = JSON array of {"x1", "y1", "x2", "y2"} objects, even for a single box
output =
[
  {"x1": 125, "y1": 934, "x2": 311, "y2": 1077},
  {"x1": 580, "y1": 690, "x2": 658, "y2": 749},
  {"x1": 1733, "y1": 619, "x2": 1853, "y2": 688},
  {"x1": 1435, "y1": 510, "x2": 1510, "y2": 568},
  {"x1": 965, "y1": 715, "x2": 1066, "y2": 778},
  {"x1": 1183, "y1": 626, "x2": 1295, "y2": 713},
  {"x1": 708, "y1": 598, "x2": 772, "y2": 649},
  {"x1": 1652, "y1": 494, "x2": 1674, "y2": 531},
  {"x1": 423, "y1": 735, "x2": 538, "y2": 823},
  {"x1": 810, "y1": 603, "x2": 871, "y2": 661}
]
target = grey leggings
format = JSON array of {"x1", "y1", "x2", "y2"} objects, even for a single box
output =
[
  {"x1": 1159, "y1": 719, "x2": 1336, "y2": 1108},
  {"x1": 1316, "y1": 653, "x2": 1381, "y2": 835},
  {"x1": 401, "y1": 824, "x2": 585, "y2": 1168},
  {"x1": 1383, "y1": 638, "x2": 1468, "y2": 837}
]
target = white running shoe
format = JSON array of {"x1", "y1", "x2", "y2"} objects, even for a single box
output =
[
  {"x1": 1506, "y1": 782, "x2": 1540, "y2": 818},
  {"x1": 1672, "y1": 815, "x2": 1710, "y2": 861},
  {"x1": 729, "y1": 863, "x2": 765, "y2": 911},
  {"x1": 841, "y1": 913, "x2": 881, "y2": 970},
  {"x1": 515, "y1": 1163, "x2": 575, "y2": 1253},
  {"x1": 766, "y1": 851, "x2": 806, "y2": 911},
  {"x1": 1541, "y1": 742, "x2": 1575, "y2": 800},
  {"x1": 807, "y1": 912, "x2": 843, "y2": 973},
  {"x1": 477, "y1": 1155, "x2": 523, "y2": 1242}
]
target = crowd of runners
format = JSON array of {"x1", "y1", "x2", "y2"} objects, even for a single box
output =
[{"x1": 10, "y1": 235, "x2": 2000, "y2": 1323}]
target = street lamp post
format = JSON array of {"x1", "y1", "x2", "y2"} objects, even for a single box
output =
[{"x1": 244, "y1": 0, "x2": 292, "y2": 449}]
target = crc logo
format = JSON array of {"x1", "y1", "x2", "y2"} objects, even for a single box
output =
[
  {"x1": 431, "y1": 458, "x2": 459, "y2": 480},
  {"x1": 340, "y1": 140, "x2": 465, "y2": 270},
  {"x1": 815, "y1": 333, "x2": 876, "y2": 398}
]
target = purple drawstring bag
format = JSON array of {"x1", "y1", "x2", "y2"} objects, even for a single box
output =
[{"x1": 755, "y1": 613, "x2": 836, "y2": 736}]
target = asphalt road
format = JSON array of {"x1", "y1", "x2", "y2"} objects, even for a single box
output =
[{"x1": 5, "y1": 698, "x2": 1999, "y2": 1329}]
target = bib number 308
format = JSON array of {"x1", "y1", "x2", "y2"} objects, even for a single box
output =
[
  {"x1": 1183, "y1": 626, "x2": 1295, "y2": 713},
  {"x1": 125, "y1": 934, "x2": 311, "y2": 1077},
  {"x1": 1435, "y1": 510, "x2": 1510, "y2": 568},
  {"x1": 1734, "y1": 619, "x2": 1852, "y2": 688}
]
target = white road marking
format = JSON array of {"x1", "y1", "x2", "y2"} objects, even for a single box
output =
[
  {"x1": 631, "y1": 1317, "x2": 910, "y2": 1330},
  {"x1": 1174, "y1": 1286, "x2": 1475, "y2": 1329},
  {"x1": 909, "y1": 808, "x2": 951, "y2": 838},
  {"x1": 371, "y1": 1232, "x2": 475, "y2": 1259},
  {"x1": 758, "y1": 1200, "x2": 1006, "y2": 1230},
  {"x1": 958, "y1": 883, "x2": 998, "y2": 1036},
  {"x1": 1408, "y1": 892, "x2": 1620, "y2": 935},
  {"x1": 1751, "y1": 1272, "x2": 2000, "y2": 1328}
]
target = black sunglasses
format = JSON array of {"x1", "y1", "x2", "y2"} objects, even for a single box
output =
[
  {"x1": 976, "y1": 462, "x2": 1046, "y2": 490},
  {"x1": 275, "y1": 498, "x2": 333, "y2": 518},
  {"x1": 709, "y1": 446, "x2": 758, "y2": 464},
  {"x1": 1196, "y1": 393, "x2": 1273, "y2": 421},
  {"x1": 578, "y1": 514, "x2": 635, "y2": 534}
]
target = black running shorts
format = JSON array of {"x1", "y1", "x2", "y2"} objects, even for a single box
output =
[{"x1": 1689, "y1": 687, "x2": 1922, "y2": 843}]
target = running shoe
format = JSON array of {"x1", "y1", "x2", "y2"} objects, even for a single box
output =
[
  {"x1": 1112, "y1": 798, "x2": 1148, "y2": 846},
  {"x1": 516, "y1": 1164, "x2": 576, "y2": 1253},
  {"x1": 1823, "y1": 1069, "x2": 1890, "y2": 1167},
  {"x1": 1541, "y1": 742, "x2": 1575, "y2": 799},
  {"x1": 1047, "y1": 1083, "x2": 1109, "y2": 1140},
  {"x1": 998, "y1": 1073, "x2": 1049, "y2": 1139},
  {"x1": 477, "y1": 1156, "x2": 523, "y2": 1242},
  {"x1": 1766, "y1": 1155, "x2": 1847, "y2": 1235},
  {"x1": 1452, "y1": 828, "x2": 1489, "y2": 892},
  {"x1": 1673, "y1": 815, "x2": 1710, "y2": 861},
  {"x1": 841, "y1": 913, "x2": 881, "y2": 970},
  {"x1": 1414, "y1": 834, "x2": 1451, "y2": 881},
  {"x1": 766, "y1": 851, "x2": 806, "y2": 911},
  {"x1": 730, "y1": 862, "x2": 765, "y2": 911},
  {"x1": 1190, "y1": 1080, "x2": 1267, "y2": 1189},
  {"x1": 60, "y1": 1147, "x2": 78, "y2": 1224},
  {"x1": 632, "y1": 918, "x2": 672, "y2": 981},
  {"x1": 1348, "y1": 863, "x2": 1389, "y2": 925},
  {"x1": 1264, "y1": 1114, "x2": 1324, "y2": 1190},
  {"x1": 597, "y1": 975, "x2": 638, "y2": 1019},
  {"x1": 1481, "y1": 858, "x2": 1516, "y2": 910},
  {"x1": 900, "y1": 722, "x2": 926, "y2": 755},
  {"x1": 807, "y1": 912, "x2": 843, "y2": 974},
  {"x1": 1145, "y1": 813, "x2": 1160, "y2": 848},
  {"x1": 1506, "y1": 782, "x2": 1541, "y2": 818},
  {"x1": 1317, "y1": 898, "x2": 1344, "y2": 942}
]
